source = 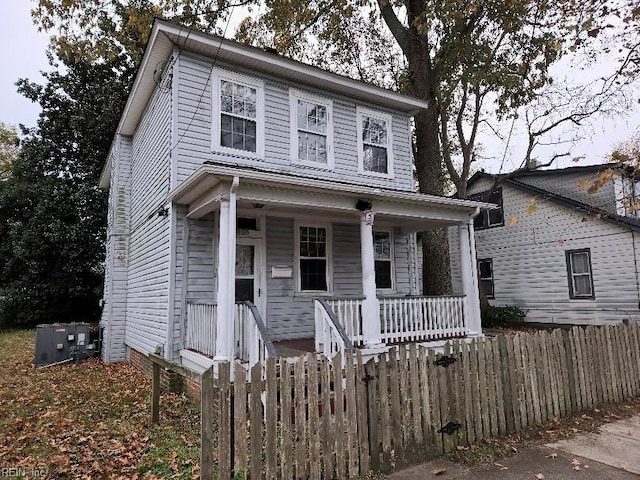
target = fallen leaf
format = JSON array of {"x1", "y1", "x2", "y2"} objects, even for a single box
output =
[
  {"x1": 508, "y1": 216, "x2": 518, "y2": 226},
  {"x1": 431, "y1": 467, "x2": 447, "y2": 475},
  {"x1": 535, "y1": 474, "x2": 545, "y2": 479},
  {"x1": 546, "y1": 452, "x2": 558, "y2": 459},
  {"x1": 571, "y1": 458, "x2": 581, "y2": 466},
  {"x1": 574, "y1": 465, "x2": 581, "y2": 471}
]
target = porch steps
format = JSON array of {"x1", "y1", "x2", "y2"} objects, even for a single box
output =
[{"x1": 272, "y1": 338, "x2": 315, "y2": 358}]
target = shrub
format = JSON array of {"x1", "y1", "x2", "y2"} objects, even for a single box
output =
[{"x1": 481, "y1": 304, "x2": 527, "y2": 328}]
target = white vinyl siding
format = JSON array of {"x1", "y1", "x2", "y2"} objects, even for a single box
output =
[
  {"x1": 175, "y1": 54, "x2": 413, "y2": 190},
  {"x1": 453, "y1": 177, "x2": 640, "y2": 325},
  {"x1": 125, "y1": 82, "x2": 172, "y2": 355}
]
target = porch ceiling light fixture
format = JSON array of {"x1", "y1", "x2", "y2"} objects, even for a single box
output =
[
  {"x1": 356, "y1": 199, "x2": 372, "y2": 211},
  {"x1": 252, "y1": 203, "x2": 265, "y2": 209}
]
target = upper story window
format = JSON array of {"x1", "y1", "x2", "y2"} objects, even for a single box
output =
[
  {"x1": 290, "y1": 90, "x2": 334, "y2": 169},
  {"x1": 469, "y1": 187, "x2": 504, "y2": 230},
  {"x1": 357, "y1": 107, "x2": 394, "y2": 177},
  {"x1": 212, "y1": 69, "x2": 264, "y2": 158},
  {"x1": 565, "y1": 248, "x2": 595, "y2": 299},
  {"x1": 374, "y1": 230, "x2": 394, "y2": 290}
]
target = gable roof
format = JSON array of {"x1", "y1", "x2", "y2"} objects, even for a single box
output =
[
  {"x1": 469, "y1": 171, "x2": 640, "y2": 233},
  {"x1": 466, "y1": 163, "x2": 622, "y2": 187}
]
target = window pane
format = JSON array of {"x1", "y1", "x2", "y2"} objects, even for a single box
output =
[
  {"x1": 373, "y1": 232, "x2": 391, "y2": 260},
  {"x1": 362, "y1": 116, "x2": 387, "y2": 145},
  {"x1": 480, "y1": 279, "x2": 494, "y2": 298},
  {"x1": 235, "y1": 245, "x2": 254, "y2": 276},
  {"x1": 237, "y1": 217, "x2": 258, "y2": 230},
  {"x1": 478, "y1": 260, "x2": 492, "y2": 279},
  {"x1": 363, "y1": 145, "x2": 388, "y2": 173},
  {"x1": 298, "y1": 100, "x2": 327, "y2": 134},
  {"x1": 298, "y1": 132, "x2": 327, "y2": 163},
  {"x1": 571, "y1": 252, "x2": 590, "y2": 274},
  {"x1": 375, "y1": 260, "x2": 392, "y2": 289},
  {"x1": 299, "y1": 227, "x2": 327, "y2": 257},
  {"x1": 235, "y1": 279, "x2": 254, "y2": 303},
  {"x1": 573, "y1": 275, "x2": 592, "y2": 296},
  {"x1": 221, "y1": 115, "x2": 256, "y2": 152},
  {"x1": 300, "y1": 259, "x2": 327, "y2": 290}
]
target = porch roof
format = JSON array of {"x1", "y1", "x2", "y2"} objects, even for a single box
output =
[{"x1": 168, "y1": 164, "x2": 494, "y2": 229}]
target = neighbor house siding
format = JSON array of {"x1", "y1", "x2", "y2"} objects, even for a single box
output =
[
  {"x1": 174, "y1": 53, "x2": 414, "y2": 191},
  {"x1": 517, "y1": 171, "x2": 617, "y2": 214},
  {"x1": 125, "y1": 81, "x2": 172, "y2": 355},
  {"x1": 101, "y1": 135, "x2": 131, "y2": 363},
  {"x1": 467, "y1": 177, "x2": 640, "y2": 324}
]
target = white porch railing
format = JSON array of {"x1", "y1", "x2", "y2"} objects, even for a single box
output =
[
  {"x1": 326, "y1": 295, "x2": 469, "y2": 347},
  {"x1": 185, "y1": 300, "x2": 277, "y2": 367},
  {"x1": 185, "y1": 302, "x2": 217, "y2": 357},
  {"x1": 234, "y1": 301, "x2": 278, "y2": 368},
  {"x1": 380, "y1": 296, "x2": 468, "y2": 343},
  {"x1": 314, "y1": 298, "x2": 354, "y2": 358}
]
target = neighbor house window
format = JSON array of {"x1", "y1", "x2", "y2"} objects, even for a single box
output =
[
  {"x1": 374, "y1": 231, "x2": 393, "y2": 290},
  {"x1": 290, "y1": 90, "x2": 333, "y2": 168},
  {"x1": 469, "y1": 187, "x2": 504, "y2": 229},
  {"x1": 565, "y1": 249, "x2": 594, "y2": 299},
  {"x1": 297, "y1": 225, "x2": 331, "y2": 291},
  {"x1": 621, "y1": 177, "x2": 640, "y2": 218},
  {"x1": 477, "y1": 258, "x2": 494, "y2": 299},
  {"x1": 357, "y1": 108, "x2": 394, "y2": 177},
  {"x1": 212, "y1": 70, "x2": 264, "y2": 157}
]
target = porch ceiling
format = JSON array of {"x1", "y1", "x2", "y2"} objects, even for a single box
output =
[{"x1": 168, "y1": 164, "x2": 494, "y2": 228}]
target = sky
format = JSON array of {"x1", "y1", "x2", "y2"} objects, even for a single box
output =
[
  {"x1": 0, "y1": 1, "x2": 50, "y2": 130},
  {"x1": 0, "y1": 1, "x2": 638, "y2": 172}
]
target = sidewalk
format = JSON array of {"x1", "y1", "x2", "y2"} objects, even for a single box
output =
[{"x1": 389, "y1": 415, "x2": 640, "y2": 479}]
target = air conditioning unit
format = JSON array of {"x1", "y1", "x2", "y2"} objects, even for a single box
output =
[{"x1": 34, "y1": 323, "x2": 95, "y2": 366}]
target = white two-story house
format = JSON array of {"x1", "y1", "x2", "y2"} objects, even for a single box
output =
[
  {"x1": 451, "y1": 164, "x2": 640, "y2": 326},
  {"x1": 99, "y1": 19, "x2": 490, "y2": 372}
]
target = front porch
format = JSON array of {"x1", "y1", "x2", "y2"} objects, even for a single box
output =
[{"x1": 170, "y1": 163, "x2": 490, "y2": 370}]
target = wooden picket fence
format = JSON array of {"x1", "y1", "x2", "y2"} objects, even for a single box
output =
[{"x1": 200, "y1": 323, "x2": 640, "y2": 479}]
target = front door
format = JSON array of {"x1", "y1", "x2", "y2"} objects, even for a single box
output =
[{"x1": 235, "y1": 238, "x2": 266, "y2": 316}]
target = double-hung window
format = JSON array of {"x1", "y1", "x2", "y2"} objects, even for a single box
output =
[
  {"x1": 290, "y1": 90, "x2": 333, "y2": 168},
  {"x1": 373, "y1": 231, "x2": 393, "y2": 290},
  {"x1": 477, "y1": 259, "x2": 494, "y2": 299},
  {"x1": 469, "y1": 187, "x2": 504, "y2": 229},
  {"x1": 297, "y1": 225, "x2": 331, "y2": 292},
  {"x1": 357, "y1": 107, "x2": 394, "y2": 177},
  {"x1": 212, "y1": 70, "x2": 264, "y2": 157},
  {"x1": 565, "y1": 249, "x2": 595, "y2": 299}
]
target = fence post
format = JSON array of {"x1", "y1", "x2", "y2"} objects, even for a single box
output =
[
  {"x1": 201, "y1": 365, "x2": 216, "y2": 480},
  {"x1": 151, "y1": 361, "x2": 160, "y2": 424}
]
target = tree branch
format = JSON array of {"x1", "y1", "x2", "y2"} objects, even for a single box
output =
[{"x1": 376, "y1": 0, "x2": 409, "y2": 55}]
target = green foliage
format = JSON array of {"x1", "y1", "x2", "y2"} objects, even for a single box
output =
[
  {"x1": 0, "y1": 121, "x2": 19, "y2": 180},
  {"x1": 481, "y1": 304, "x2": 527, "y2": 328},
  {"x1": 0, "y1": 56, "x2": 131, "y2": 328}
]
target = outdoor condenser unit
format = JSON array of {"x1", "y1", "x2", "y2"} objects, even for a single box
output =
[{"x1": 34, "y1": 323, "x2": 94, "y2": 366}]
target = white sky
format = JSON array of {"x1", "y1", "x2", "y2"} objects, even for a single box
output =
[{"x1": 0, "y1": 1, "x2": 638, "y2": 171}]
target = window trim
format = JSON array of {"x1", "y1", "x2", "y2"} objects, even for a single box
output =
[
  {"x1": 477, "y1": 258, "x2": 494, "y2": 299},
  {"x1": 469, "y1": 187, "x2": 504, "y2": 230},
  {"x1": 211, "y1": 68, "x2": 265, "y2": 159},
  {"x1": 294, "y1": 222, "x2": 333, "y2": 295},
  {"x1": 356, "y1": 107, "x2": 394, "y2": 178},
  {"x1": 289, "y1": 89, "x2": 334, "y2": 170},
  {"x1": 565, "y1": 248, "x2": 595, "y2": 300}
]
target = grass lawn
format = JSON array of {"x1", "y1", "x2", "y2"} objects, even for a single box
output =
[{"x1": 0, "y1": 330, "x2": 201, "y2": 479}]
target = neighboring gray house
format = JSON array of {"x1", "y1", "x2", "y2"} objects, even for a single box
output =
[
  {"x1": 99, "y1": 19, "x2": 489, "y2": 372},
  {"x1": 449, "y1": 164, "x2": 640, "y2": 326}
]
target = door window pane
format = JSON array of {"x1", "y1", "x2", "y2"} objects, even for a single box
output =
[
  {"x1": 235, "y1": 279, "x2": 254, "y2": 303},
  {"x1": 236, "y1": 245, "x2": 254, "y2": 276}
]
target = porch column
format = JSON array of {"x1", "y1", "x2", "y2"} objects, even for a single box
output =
[
  {"x1": 214, "y1": 197, "x2": 231, "y2": 362},
  {"x1": 360, "y1": 211, "x2": 382, "y2": 347},
  {"x1": 214, "y1": 178, "x2": 240, "y2": 363},
  {"x1": 458, "y1": 221, "x2": 482, "y2": 336}
]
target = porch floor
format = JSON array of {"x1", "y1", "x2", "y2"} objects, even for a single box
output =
[{"x1": 273, "y1": 338, "x2": 315, "y2": 358}]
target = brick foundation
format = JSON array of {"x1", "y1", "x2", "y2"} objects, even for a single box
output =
[{"x1": 129, "y1": 348, "x2": 201, "y2": 399}]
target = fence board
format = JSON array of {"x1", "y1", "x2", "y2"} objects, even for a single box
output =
[
  {"x1": 320, "y1": 358, "x2": 335, "y2": 478},
  {"x1": 398, "y1": 346, "x2": 411, "y2": 449},
  {"x1": 596, "y1": 327, "x2": 608, "y2": 405},
  {"x1": 427, "y1": 348, "x2": 443, "y2": 455},
  {"x1": 492, "y1": 339, "x2": 506, "y2": 435},
  {"x1": 333, "y1": 352, "x2": 346, "y2": 479},
  {"x1": 378, "y1": 352, "x2": 392, "y2": 467},
  {"x1": 626, "y1": 324, "x2": 639, "y2": 397},
  {"x1": 234, "y1": 363, "x2": 248, "y2": 477},
  {"x1": 217, "y1": 363, "x2": 231, "y2": 480},
  {"x1": 355, "y1": 352, "x2": 370, "y2": 474},
  {"x1": 524, "y1": 335, "x2": 541, "y2": 425},
  {"x1": 365, "y1": 359, "x2": 380, "y2": 472},
  {"x1": 470, "y1": 339, "x2": 483, "y2": 439},
  {"x1": 307, "y1": 355, "x2": 321, "y2": 480},
  {"x1": 388, "y1": 347, "x2": 403, "y2": 458},
  {"x1": 497, "y1": 336, "x2": 514, "y2": 434},
  {"x1": 439, "y1": 343, "x2": 455, "y2": 454},
  {"x1": 250, "y1": 363, "x2": 263, "y2": 480},
  {"x1": 294, "y1": 357, "x2": 307, "y2": 479},
  {"x1": 549, "y1": 331, "x2": 564, "y2": 417},
  {"x1": 201, "y1": 366, "x2": 216, "y2": 480},
  {"x1": 408, "y1": 344, "x2": 423, "y2": 446},
  {"x1": 513, "y1": 335, "x2": 527, "y2": 430},
  {"x1": 279, "y1": 360, "x2": 293, "y2": 480},
  {"x1": 519, "y1": 334, "x2": 533, "y2": 426},
  {"x1": 462, "y1": 342, "x2": 475, "y2": 445},
  {"x1": 345, "y1": 350, "x2": 359, "y2": 477},
  {"x1": 476, "y1": 338, "x2": 489, "y2": 439},
  {"x1": 265, "y1": 359, "x2": 277, "y2": 480},
  {"x1": 417, "y1": 346, "x2": 435, "y2": 456},
  {"x1": 574, "y1": 327, "x2": 588, "y2": 410}
]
